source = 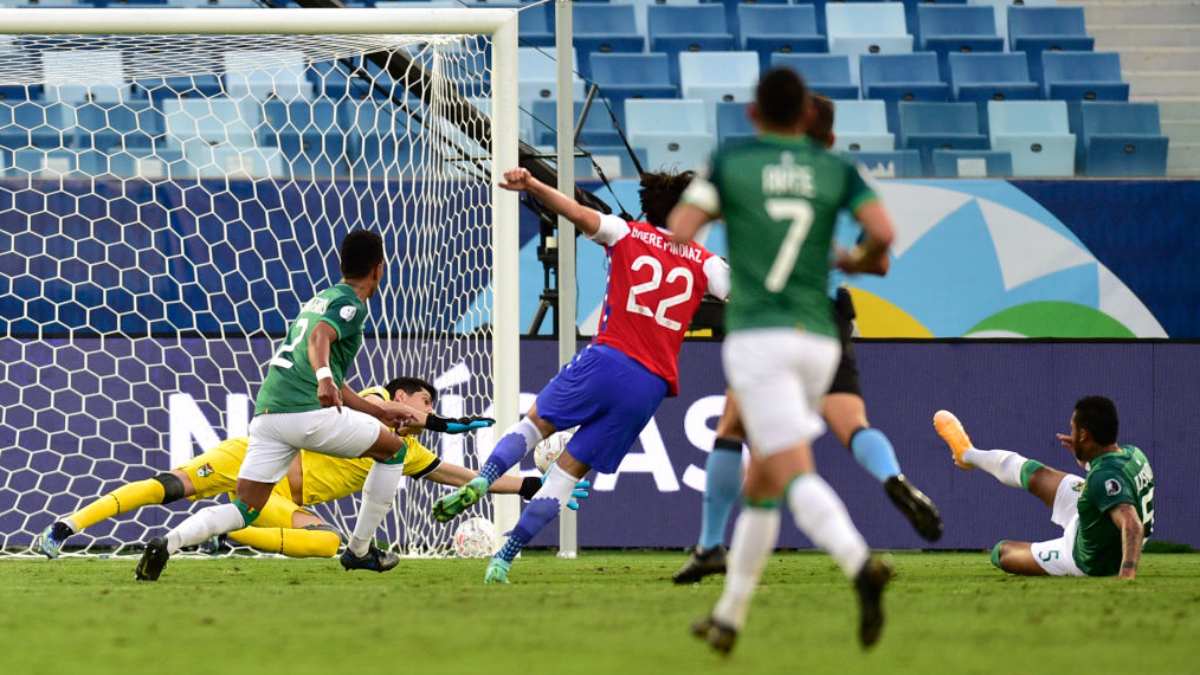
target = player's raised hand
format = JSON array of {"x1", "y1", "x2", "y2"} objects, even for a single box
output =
[
  {"x1": 425, "y1": 414, "x2": 496, "y2": 434},
  {"x1": 498, "y1": 167, "x2": 534, "y2": 192},
  {"x1": 1055, "y1": 432, "x2": 1074, "y2": 452},
  {"x1": 317, "y1": 378, "x2": 342, "y2": 412},
  {"x1": 380, "y1": 400, "x2": 423, "y2": 429}
]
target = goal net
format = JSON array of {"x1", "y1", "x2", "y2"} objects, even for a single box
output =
[{"x1": 0, "y1": 9, "x2": 520, "y2": 557}]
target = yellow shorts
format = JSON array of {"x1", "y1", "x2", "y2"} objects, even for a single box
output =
[
  {"x1": 299, "y1": 436, "x2": 440, "y2": 505},
  {"x1": 175, "y1": 437, "x2": 302, "y2": 523}
]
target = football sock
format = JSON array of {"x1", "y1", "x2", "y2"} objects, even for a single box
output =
[
  {"x1": 711, "y1": 505, "x2": 780, "y2": 630},
  {"x1": 787, "y1": 473, "x2": 869, "y2": 578},
  {"x1": 698, "y1": 437, "x2": 743, "y2": 550},
  {"x1": 347, "y1": 460, "x2": 406, "y2": 557},
  {"x1": 962, "y1": 448, "x2": 1029, "y2": 489},
  {"x1": 479, "y1": 418, "x2": 543, "y2": 485},
  {"x1": 848, "y1": 428, "x2": 902, "y2": 483},
  {"x1": 165, "y1": 503, "x2": 248, "y2": 554},
  {"x1": 228, "y1": 526, "x2": 341, "y2": 558},
  {"x1": 494, "y1": 464, "x2": 575, "y2": 564},
  {"x1": 67, "y1": 478, "x2": 166, "y2": 532}
]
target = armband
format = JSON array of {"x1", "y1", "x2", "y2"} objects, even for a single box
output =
[{"x1": 315, "y1": 367, "x2": 333, "y2": 382}]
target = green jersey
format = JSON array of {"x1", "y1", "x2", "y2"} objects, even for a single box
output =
[
  {"x1": 683, "y1": 134, "x2": 876, "y2": 336},
  {"x1": 254, "y1": 284, "x2": 368, "y2": 415},
  {"x1": 1074, "y1": 444, "x2": 1155, "y2": 576}
]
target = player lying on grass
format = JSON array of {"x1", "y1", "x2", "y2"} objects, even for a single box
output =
[
  {"x1": 431, "y1": 167, "x2": 730, "y2": 584},
  {"x1": 674, "y1": 95, "x2": 942, "y2": 585},
  {"x1": 37, "y1": 377, "x2": 588, "y2": 560},
  {"x1": 934, "y1": 396, "x2": 1152, "y2": 579}
]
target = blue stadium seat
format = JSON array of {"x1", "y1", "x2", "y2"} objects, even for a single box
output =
[
  {"x1": 590, "y1": 53, "x2": 678, "y2": 125},
  {"x1": 679, "y1": 52, "x2": 759, "y2": 123},
  {"x1": 0, "y1": 101, "x2": 73, "y2": 151},
  {"x1": 258, "y1": 99, "x2": 346, "y2": 178},
  {"x1": 162, "y1": 98, "x2": 258, "y2": 149},
  {"x1": 1008, "y1": 6, "x2": 1095, "y2": 84},
  {"x1": 134, "y1": 75, "x2": 225, "y2": 103},
  {"x1": 737, "y1": 5, "x2": 826, "y2": 71},
  {"x1": 898, "y1": 101, "x2": 988, "y2": 174},
  {"x1": 770, "y1": 54, "x2": 859, "y2": 100},
  {"x1": 917, "y1": 5, "x2": 1004, "y2": 80},
  {"x1": 530, "y1": 100, "x2": 622, "y2": 147},
  {"x1": 968, "y1": 0, "x2": 1057, "y2": 44},
  {"x1": 901, "y1": 0, "x2": 968, "y2": 36},
  {"x1": 519, "y1": 2, "x2": 555, "y2": 48},
  {"x1": 575, "y1": 145, "x2": 648, "y2": 180},
  {"x1": 70, "y1": 101, "x2": 162, "y2": 151},
  {"x1": 716, "y1": 101, "x2": 754, "y2": 143},
  {"x1": 832, "y1": 99, "x2": 894, "y2": 152},
  {"x1": 860, "y1": 52, "x2": 951, "y2": 132},
  {"x1": 573, "y1": 4, "x2": 644, "y2": 79},
  {"x1": 844, "y1": 149, "x2": 923, "y2": 177},
  {"x1": 1041, "y1": 52, "x2": 1130, "y2": 102},
  {"x1": 988, "y1": 100, "x2": 1075, "y2": 176},
  {"x1": 931, "y1": 148, "x2": 1012, "y2": 177},
  {"x1": 826, "y1": 3, "x2": 914, "y2": 84},
  {"x1": 794, "y1": 0, "x2": 829, "y2": 35},
  {"x1": 712, "y1": 0, "x2": 789, "y2": 38},
  {"x1": 625, "y1": 98, "x2": 715, "y2": 171},
  {"x1": 518, "y1": 47, "x2": 585, "y2": 111},
  {"x1": 624, "y1": 0, "x2": 703, "y2": 36},
  {"x1": 1074, "y1": 102, "x2": 1168, "y2": 177},
  {"x1": 224, "y1": 51, "x2": 314, "y2": 102},
  {"x1": 0, "y1": 85, "x2": 43, "y2": 102},
  {"x1": 42, "y1": 50, "x2": 130, "y2": 102},
  {"x1": 949, "y1": 52, "x2": 1038, "y2": 103},
  {"x1": 647, "y1": 5, "x2": 737, "y2": 84}
]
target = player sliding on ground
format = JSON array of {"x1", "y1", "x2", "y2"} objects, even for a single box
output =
[
  {"x1": 431, "y1": 167, "x2": 730, "y2": 584},
  {"x1": 134, "y1": 230, "x2": 492, "y2": 581},
  {"x1": 674, "y1": 96, "x2": 942, "y2": 585},
  {"x1": 934, "y1": 396, "x2": 1152, "y2": 579},
  {"x1": 37, "y1": 377, "x2": 586, "y2": 560},
  {"x1": 669, "y1": 68, "x2": 898, "y2": 653}
]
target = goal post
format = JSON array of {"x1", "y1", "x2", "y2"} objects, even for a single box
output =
[{"x1": 0, "y1": 7, "x2": 520, "y2": 556}]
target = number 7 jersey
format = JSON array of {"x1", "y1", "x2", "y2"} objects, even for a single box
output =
[{"x1": 591, "y1": 215, "x2": 729, "y2": 396}]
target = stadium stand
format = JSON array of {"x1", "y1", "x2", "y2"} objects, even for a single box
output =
[
  {"x1": 589, "y1": 52, "x2": 678, "y2": 124},
  {"x1": 860, "y1": 52, "x2": 951, "y2": 132},
  {"x1": 1007, "y1": 5, "x2": 1095, "y2": 84},
  {"x1": 825, "y1": 2, "x2": 913, "y2": 84},
  {"x1": 737, "y1": 4, "x2": 826, "y2": 71},
  {"x1": 715, "y1": 100, "x2": 753, "y2": 144},
  {"x1": 988, "y1": 100, "x2": 1076, "y2": 177},
  {"x1": 679, "y1": 51, "x2": 759, "y2": 123},
  {"x1": 625, "y1": 98, "x2": 714, "y2": 171},
  {"x1": 832, "y1": 99, "x2": 895, "y2": 153},
  {"x1": 844, "y1": 148, "x2": 923, "y2": 177},
  {"x1": 770, "y1": 53, "x2": 859, "y2": 100},
  {"x1": 915, "y1": 5, "x2": 1004, "y2": 80},
  {"x1": 646, "y1": 5, "x2": 736, "y2": 84},
  {"x1": 897, "y1": 101, "x2": 989, "y2": 174},
  {"x1": 1073, "y1": 101, "x2": 1169, "y2": 176},
  {"x1": 1041, "y1": 51, "x2": 1130, "y2": 102},
  {"x1": 931, "y1": 148, "x2": 1013, "y2": 177},
  {"x1": 571, "y1": 4, "x2": 644, "y2": 78}
]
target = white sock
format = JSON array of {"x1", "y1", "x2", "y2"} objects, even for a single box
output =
[
  {"x1": 962, "y1": 448, "x2": 1028, "y2": 488},
  {"x1": 712, "y1": 506, "x2": 780, "y2": 630},
  {"x1": 165, "y1": 503, "x2": 246, "y2": 554},
  {"x1": 787, "y1": 474, "x2": 869, "y2": 579},
  {"x1": 348, "y1": 461, "x2": 406, "y2": 557}
]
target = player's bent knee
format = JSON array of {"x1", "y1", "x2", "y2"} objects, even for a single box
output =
[
  {"x1": 153, "y1": 472, "x2": 187, "y2": 503},
  {"x1": 990, "y1": 540, "x2": 1008, "y2": 570}
]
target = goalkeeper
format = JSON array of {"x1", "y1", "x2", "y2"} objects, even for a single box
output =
[{"x1": 37, "y1": 377, "x2": 586, "y2": 560}]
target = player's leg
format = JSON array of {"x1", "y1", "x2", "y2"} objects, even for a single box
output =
[
  {"x1": 339, "y1": 417, "x2": 411, "y2": 571},
  {"x1": 988, "y1": 541, "x2": 1048, "y2": 576},
  {"x1": 933, "y1": 410, "x2": 1071, "y2": 504},
  {"x1": 226, "y1": 498, "x2": 342, "y2": 558}
]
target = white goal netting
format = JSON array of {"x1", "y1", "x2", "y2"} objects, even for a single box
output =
[{"x1": 0, "y1": 31, "x2": 501, "y2": 557}]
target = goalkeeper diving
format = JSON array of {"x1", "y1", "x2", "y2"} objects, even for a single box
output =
[{"x1": 36, "y1": 377, "x2": 588, "y2": 560}]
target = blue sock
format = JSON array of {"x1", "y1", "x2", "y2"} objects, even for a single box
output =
[
  {"x1": 480, "y1": 422, "x2": 537, "y2": 484},
  {"x1": 698, "y1": 437, "x2": 743, "y2": 551},
  {"x1": 849, "y1": 427, "x2": 902, "y2": 483},
  {"x1": 495, "y1": 498, "x2": 559, "y2": 563}
]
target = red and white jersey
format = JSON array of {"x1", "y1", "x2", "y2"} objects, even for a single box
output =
[{"x1": 590, "y1": 214, "x2": 730, "y2": 396}]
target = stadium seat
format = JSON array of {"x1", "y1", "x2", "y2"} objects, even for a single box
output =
[
  {"x1": 716, "y1": 101, "x2": 754, "y2": 143},
  {"x1": 949, "y1": 53, "x2": 1038, "y2": 102},
  {"x1": 1074, "y1": 101, "x2": 1169, "y2": 177},
  {"x1": 770, "y1": 54, "x2": 859, "y2": 100},
  {"x1": 825, "y1": 3, "x2": 914, "y2": 84},
  {"x1": 590, "y1": 53, "x2": 677, "y2": 126},
  {"x1": 573, "y1": 4, "x2": 644, "y2": 79},
  {"x1": 41, "y1": 49, "x2": 130, "y2": 102},
  {"x1": 69, "y1": 100, "x2": 162, "y2": 152},
  {"x1": 966, "y1": 0, "x2": 1057, "y2": 44},
  {"x1": 0, "y1": 101, "x2": 73, "y2": 153},
  {"x1": 162, "y1": 98, "x2": 259, "y2": 149},
  {"x1": 133, "y1": 75, "x2": 225, "y2": 103},
  {"x1": 1008, "y1": 6, "x2": 1095, "y2": 84},
  {"x1": 844, "y1": 149, "x2": 923, "y2": 177},
  {"x1": 0, "y1": 85, "x2": 44, "y2": 102},
  {"x1": 860, "y1": 52, "x2": 951, "y2": 132},
  {"x1": 794, "y1": 0, "x2": 830, "y2": 35},
  {"x1": 625, "y1": 98, "x2": 715, "y2": 171},
  {"x1": 224, "y1": 51, "x2": 314, "y2": 102},
  {"x1": 832, "y1": 99, "x2": 894, "y2": 152},
  {"x1": 179, "y1": 141, "x2": 285, "y2": 179},
  {"x1": 530, "y1": 100, "x2": 622, "y2": 147},
  {"x1": 897, "y1": 101, "x2": 988, "y2": 174},
  {"x1": 573, "y1": 144, "x2": 648, "y2": 180},
  {"x1": 916, "y1": 5, "x2": 1004, "y2": 80},
  {"x1": 647, "y1": 5, "x2": 736, "y2": 84},
  {"x1": 1041, "y1": 52, "x2": 1130, "y2": 102},
  {"x1": 518, "y1": 2, "x2": 555, "y2": 48},
  {"x1": 931, "y1": 148, "x2": 1013, "y2": 177},
  {"x1": 518, "y1": 47, "x2": 585, "y2": 111},
  {"x1": 622, "y1": 0, "x2": 703, "y2": 37},
  {"x1": 678, "y1": 52, "x2": 759, "y2": 123},
  {"x1": 901, "y1": 0, "x2": 968, "y2": 36},
  {"x1": 987, "y1": 100, "x2": 1075, "y2": 176},
  {"x1": 712, "y1": 0, "x2": 789, "y2": 38},
  {"x1": 258, "y1": 99, "x2": 346, "y2": 178},
  {"x1": 737, "y1": 4, "x2": 827, "y2": 71}
]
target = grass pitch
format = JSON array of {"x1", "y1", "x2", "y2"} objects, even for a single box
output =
[{"x1": 2, "y1": 552, "x2": 1197, "y2": 675}]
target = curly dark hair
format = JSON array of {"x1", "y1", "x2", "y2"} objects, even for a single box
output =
[
  {"x1": 639, "y1": 170, "x2": 695, "y2": 228},
  {"x1": 809, "y1": 95, "x2": 835, "y2": 149}
]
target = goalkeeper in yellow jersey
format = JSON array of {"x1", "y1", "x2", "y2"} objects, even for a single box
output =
[{"x1": 36, "y1": 377, "x2": 585, "y2": 559}]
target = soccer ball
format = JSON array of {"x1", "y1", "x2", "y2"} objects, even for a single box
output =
[
  {"x1": 453, "y1": 517, "x2": 498, "y2": 558},
  {"x1": 534, "y1": 429, "x2": 575, "y2": 473}
]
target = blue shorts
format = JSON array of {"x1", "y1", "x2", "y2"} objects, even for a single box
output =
[{"x1": 535, "y1": 344, "x2": 668, "y2": 474}]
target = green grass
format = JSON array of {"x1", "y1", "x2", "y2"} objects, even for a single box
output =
[{"x1": 2, "y1": 552, "x2": 1198, "y2": 675}]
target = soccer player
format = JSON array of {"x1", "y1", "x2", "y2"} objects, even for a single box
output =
[
  {"x1": 430, "y1": 167, "x2": 730, "y2": 584},
  {"x1": 673, "y1": 96, "x2": 942, "y2": 585},
  {"x1": 135, "y1": 230, "x2": 491, "y2": 581},
  {"x1": 668, "y1": 69, "x2": 897, "y2": 653},
  {"x1": 37, "y1": 378, "x2": 582, "y2": 559},
  {"x1": 933, "y1": 396, "x2": 1152, "y2": 579}
]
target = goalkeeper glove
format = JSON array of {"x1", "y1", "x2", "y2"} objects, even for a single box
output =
[
  {"x1": 424, "y1": 414, "x2": 495, "y2": 434},
  {"x1": 517, "y1": 476, "x2": 591, "y2": 511}
]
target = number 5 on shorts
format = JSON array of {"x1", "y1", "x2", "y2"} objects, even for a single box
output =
[{"x1": 764, "y1": 199, "x2": 814, "y2": 293}]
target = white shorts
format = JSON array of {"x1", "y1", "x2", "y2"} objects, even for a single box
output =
[
  {"x1": 239, "y1": 407, "x2": 383, "y2": 484},
  {"x1": 1029, "y1": 474, "x2": 1086, "y2": 577},
  {"x1": 722, "y1": 328, "x2": 841, "y2": 455}
]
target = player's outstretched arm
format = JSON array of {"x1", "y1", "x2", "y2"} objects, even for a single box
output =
[
  {"x1": 498, "y1": 167, "x2": 603, "y2": 237},
  {"x1": 1110, "y1": 503, "x2": 1144, "y2": 580},
  {"x1": 838, "y1": 200, "x2": 895, "y2": 276}
]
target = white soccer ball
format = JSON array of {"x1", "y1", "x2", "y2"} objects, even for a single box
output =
[
  {"x1": 453, "y1": 517, "x2": 498, "y2": 558},
  {"x1": 534, "y1": 429, "x2": 575, "y2": 473}
]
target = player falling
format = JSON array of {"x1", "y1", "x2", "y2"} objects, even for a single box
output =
[
  {"x1": 430, "y1": 167, "x2": 730, "y2": 584},
  {"x1": 134, "y1": 230, "x2": 491, "y2": 580},
  {"x1": 674, "y1": 95, "x2": 941, "y2": 585},
  {"x1": 38, "y1": 378, "x2": 584, "y2": 560},
  {"x1": 934, "y1": 396, "x2": 1152, "y2": 579},
  {"x1": 670, "y1": 68, "x2": 898, "y2": 653}
]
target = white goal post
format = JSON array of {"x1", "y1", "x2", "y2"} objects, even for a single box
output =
[{"x1": 0, "y1": 7, "x2": 520, "y2": 556}]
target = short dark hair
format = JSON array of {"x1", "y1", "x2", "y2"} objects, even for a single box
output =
[
  {"x1": 809, "y1": 95, "x2": 835, "y2": 149},
  {"x1": 385, "y1": 376, "x2": 437, "y2": 405},
  {"x1": 340, "y1": 229, "x2": 385, "y2": 279},
  {"x1": 639, "y1": 170, "x2": 695, "y2": 228},
  {"x1": 755, "y1": 67, "x2": 809, "y2": 129},
  {"x1": 1074, "y1": 396, "x2": 1118, "y2": 445}
]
